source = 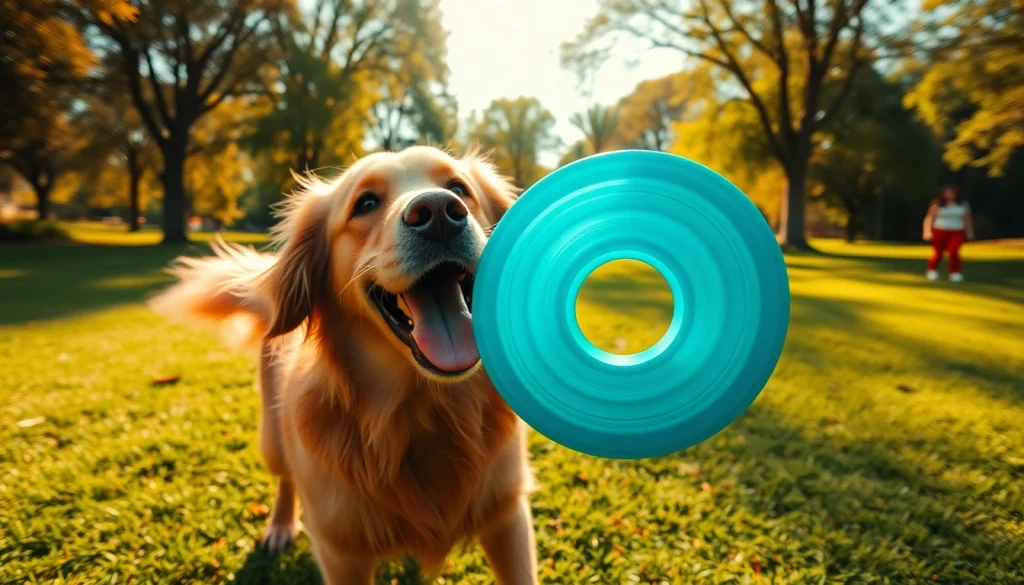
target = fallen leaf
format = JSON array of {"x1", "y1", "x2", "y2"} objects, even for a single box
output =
[
  {"x1": 151, "y1": 374, "x2": 182, "y2": 386},
  {"x1": 17, "y1": 417, "x2": 45, "y2": 428},
  {"x1": 701, "y1": 481, "x2": 712, "y2": 493},
  {"x1": 248, "y1": 502, "x2": 269, "y2": 518}
]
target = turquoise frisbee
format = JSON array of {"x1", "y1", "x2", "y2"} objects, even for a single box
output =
[{"x1": 472, "y1": 151, "x2": 790, "y2": 459}]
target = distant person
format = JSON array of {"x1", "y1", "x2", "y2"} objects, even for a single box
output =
[{"x1": 923, "y1": 185, "x2": 974, "y2": 282}]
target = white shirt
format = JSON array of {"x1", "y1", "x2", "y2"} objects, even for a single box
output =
[{"x1": 933, "y1": 202, "x2": 970, "y2": 231}]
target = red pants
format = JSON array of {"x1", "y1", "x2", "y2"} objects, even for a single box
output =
[{"x1": 928, "y1": 229, "x2": 964, "y2": 273}]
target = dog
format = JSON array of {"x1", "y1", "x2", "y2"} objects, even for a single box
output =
[{"x1": 149, "y1": 146, "x2": 538, "y2": 585}]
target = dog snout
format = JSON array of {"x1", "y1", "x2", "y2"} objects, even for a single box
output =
[{"x1": 402, "y1": 191, "x2": 468, "y2": 242}]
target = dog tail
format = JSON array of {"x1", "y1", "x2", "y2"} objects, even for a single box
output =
[{"x1": 148, "y1": 237, "x2": 277, "y2": 353}]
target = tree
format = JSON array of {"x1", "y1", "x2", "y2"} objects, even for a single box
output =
[
  {"x1": 0, "y1": 108, "x2": 70, "y2": 220},
  {"x1": 671, "y1": 88, "x2": 783, "y2": 225},
  {"x1": 252, "y1": 0, "x2": 449, "y2": 173},
  {"x1": 616, "y1": 69, "x2": 711, "y2": 151},
  {"x1": 468, "y1": 97, "x2": 560, "y2": 188},
  {"x1": 559, "y1": 141, "x2": 591, "y2": 167},
  {"x1": 0, "y1": 0, "x2": 134, "y2": 219},
  {"x1": 810, "y1": 69, "x2": 940, "y2": 241},
  {"x1": 368, "y1": 73, "x2": 458, "y2": 151},
  {"x1": 73, "y1": 75, "x2": 158, "y2": 231},
  {"x1": 1, "y1": 0, "x2": 134, "y2": 146},
  {"x1": 905, "y1": 0, "x2": 1024, "y2": 177},
  {"x1": 186, "y1": 97, "x2": 266, "y2": 228},
  {"x1": 564, "y1": 0, "x2": 886, "y2": 249},
  {"x1": 80, "y1": 0, "x2": 288, "y2": 243},
  {"x1": 570, "y1": 104, "x2": 621, "y2": 154}
]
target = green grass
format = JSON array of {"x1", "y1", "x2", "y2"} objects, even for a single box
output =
[
  {"x1": 1, "y1": 234, "x2": 1022, "y2": 584},
  {"x1": 62, "y1": 221, "x2": 268, "y2": 246}
]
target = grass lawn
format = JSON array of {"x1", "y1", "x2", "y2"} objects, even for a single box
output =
[
  {"x1": 1, "y1": 233, "x2": 1022, "y2": 584},
  {"x1": 60, "y1": 221, "x2": 268, "y2": 247}
]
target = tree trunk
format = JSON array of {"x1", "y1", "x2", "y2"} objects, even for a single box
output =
[
  {"x1": 160, "y1": 140, "x2": 188, "y2": 244},
  {"x1": 34, "y1": 182, "x2": 52, "y2": 221},
  {"x1": 128, "y1": 168, "x2": 142, "y2": 232},
  {"x1": 777, "y1": 160, "x2": 810, "y2": 250},
  {"x1": 845, "y1": 212, "x2": 857, "y2": 243},
  {"x1": 127, "y1": 150, "x2": 142, "y2": 232}
]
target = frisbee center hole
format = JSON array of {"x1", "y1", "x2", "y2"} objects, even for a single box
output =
[{"x1": 574, "y1": 259, "x2": 674, "y2": 356}]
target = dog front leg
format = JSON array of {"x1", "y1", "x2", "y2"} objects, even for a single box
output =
[
  {"x1": 312, "y1": 541, "x2": 376, "y2": 585},
  {"x1": 480, "y1": 497, "x2": 539, "y2": 585}
]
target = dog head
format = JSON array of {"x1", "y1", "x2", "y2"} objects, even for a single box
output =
[{"x1": 259, "y1": 145, "x2": 518, "y2": 381}]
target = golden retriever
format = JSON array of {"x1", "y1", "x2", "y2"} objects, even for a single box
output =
[{"x1": 149, "y1": 146, "x2": 538, "y2": 584}]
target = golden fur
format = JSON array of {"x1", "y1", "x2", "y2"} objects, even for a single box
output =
[{"x1": 149, "y1": 146, "x2": 537, "y2": 584}]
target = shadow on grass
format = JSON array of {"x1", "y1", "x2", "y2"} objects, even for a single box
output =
[
  {"x1": 0, "y1": 243, "x2": 216, "y2": 326},
  {"x1": 705, "y1": 402, "x2": 1024, "y2": 582},
  {"x1": 793, "y1": 248, "x2": 1024, "y2": 304},
  {"x1": 235, "y1": 548, "x2": 426, "y2": 585}
]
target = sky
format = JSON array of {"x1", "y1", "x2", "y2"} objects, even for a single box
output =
[{"x1": 439, "y1": 0, "x2": 683, "y2": 167}]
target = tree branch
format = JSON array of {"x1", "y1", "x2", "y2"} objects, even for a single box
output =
[
  {"x1": 615, "y1": 21, "x2": 732, "y2": 68},
  {"x1": 696, "y1": 0, "x2": 789, "y2": 164},
  {"x1": 817, "y1": 16, "x2": 866, "y2": 128},
  {"x1": 308, "y1": 0, "x2": 328, "y2": 51},
  {"x1": 194, "y1": 4, "x2": 247, "y2": 75},
  {"x1": 766, "y1": 0, "x2": 795, "y2": 142},
  {"x1": 319, "y1": 0, "x2": 348, "y2": 59},
  {"x1": 199, "y1": 14, "x2": 268, "y2": 104},
  {"x1": 339, "y1": 9, "x2": 381, "y2": 75},
  {"x1": 122, "y1": 47, "x2": 168, "y2": 150},
  {"x1": 142, "y1": 47, "x2": 174, "y2": 127},
  {"x1": 717, "y1": 0, "x2": 774, "y2": 59}
]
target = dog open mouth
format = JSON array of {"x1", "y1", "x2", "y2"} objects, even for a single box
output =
[{"x1": 368, "y1": 262, "x2": 478, "y2": 376}]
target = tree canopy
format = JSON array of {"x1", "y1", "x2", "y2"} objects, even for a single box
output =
[
  {"x1": 905, "y1": 0, "x2": 1024, "y2": 177},
  {"x1": 564, "y1": 0, "x2": 896, "y2": 249},
  {"x1": 468, "y1": 97, "x2": 560, "y2": 188}
]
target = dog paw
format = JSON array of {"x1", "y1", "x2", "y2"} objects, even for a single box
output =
[{"x1": 260, "y1": 520, "x2": 301, "y2": 554}]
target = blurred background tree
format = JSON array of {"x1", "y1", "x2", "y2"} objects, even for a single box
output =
[
  {"x1": 906, "y1": 0, "x2": 1023, "y2": 177},
  {"x1": 564, "y1": 0, "x2": 901, "y2": 249},
  {"x1": 468, "y1": 97, "x2": 561, "y2": 188},
  {"x1": 570, "y1": 104, "x2": 620, "y2": 155},
  {"x1": 79, "y1": 0, "x2": 289, "y2": 242},
  {"x1": 0, "y1": 0, "x2": 1020, "y2": 242},
  {"x1": 615, "y1": 70, "x2": 707, "y2": 151},
  {"x1": 0, "y1": 0, "x2": 135, "y2": 219},
  {"x1": 809, "y1": 68, "x2": 941, "y2": 242},
  {"x1": 71, "y1": 71, "x2": 159, "y2": 231}
]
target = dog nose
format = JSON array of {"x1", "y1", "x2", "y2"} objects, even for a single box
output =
[{"x1": 402, "y1": 191, "x2": 468, "y2": 242}]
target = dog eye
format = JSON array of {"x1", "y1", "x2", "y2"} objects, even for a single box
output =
[
  {"x1": 447, "y1": 180, "x2": 470, "y2": 198},
  {"x1": 352, "y1": 192, "x2": 380, "y2": 216}
]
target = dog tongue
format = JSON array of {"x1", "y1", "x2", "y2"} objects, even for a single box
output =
[{"x1": 402, "y1": 278, "x2": 478, "y2": 372}]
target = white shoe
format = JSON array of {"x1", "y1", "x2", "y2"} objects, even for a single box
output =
[
  {"x1": 926, "y1": 270, "x2": 939, "y2": 280},
  {"x1": 950, "y1": 273, "x2": 964, "y2": 282}
]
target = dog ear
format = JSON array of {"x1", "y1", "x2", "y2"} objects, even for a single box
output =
[
  {"x1": 258, "y1": 176, "x2": 333, "y2": 338},
  {"x1": 462, "y1": 145, "x2": 521, "y2": 226}
]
